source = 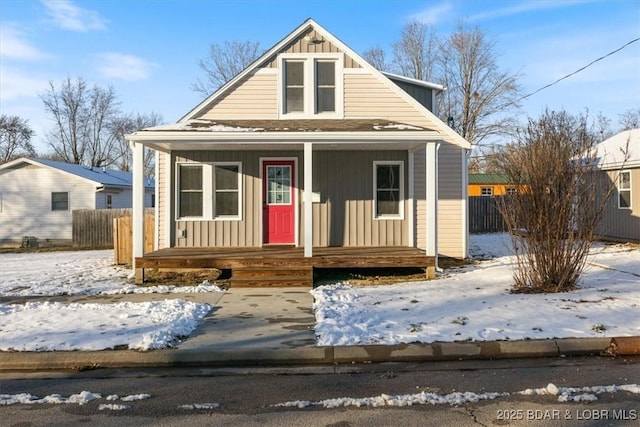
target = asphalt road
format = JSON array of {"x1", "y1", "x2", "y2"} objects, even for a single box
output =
[{"x1": 1, "y1": 356, "x2": 639, "y2": 426}]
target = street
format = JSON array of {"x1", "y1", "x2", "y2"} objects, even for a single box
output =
[{"x1": 1, "y1": 356, "x2": 638, "y2": 426}]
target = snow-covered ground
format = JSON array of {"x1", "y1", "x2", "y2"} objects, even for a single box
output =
[
  {"x1": 0, "y1": 249, "x2": 223, "y2": 296},
  {"x1": 0, "y1": 233, "x2": 639, "y2": 351},
  {"x1": 312, "y1": 233, "x2": 640, "y2": 346}
]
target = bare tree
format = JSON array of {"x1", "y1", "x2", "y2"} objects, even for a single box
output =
[
  {"x1": 437, "y1": 22, "x2": 522, "y2": 146},
  {"x1": 362, "y1": 45, "x2": 390, "y2": 72},
  {"x1": 391, "y1": 20, "x2": 437, "y2": 81},
  {"x1": 40, "y1": 77, "x2": 120, "y2": 167},
  {"x1": 0, "y1": 115, "x2": 36, "y2": 164},
  {"x1": 495, "y1": 110, "x2": 624, "y2": 293},
  {"x1": 192, "y1": 40, "x2": 261, "y2": 96},
  {"x1": 618, "y1": 108, "x2": 640, "y2": 130},
  {"x1": 111, "y1": 112, "x2": 163, "y2": 176}
]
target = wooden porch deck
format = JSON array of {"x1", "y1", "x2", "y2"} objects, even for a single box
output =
[{"x1": 135, "y1": 246, "x2": 435, "y2": 287}]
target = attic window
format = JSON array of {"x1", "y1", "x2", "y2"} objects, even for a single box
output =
[{"x1": 279, "y1": 53, "x2": 343, "y2": 118}]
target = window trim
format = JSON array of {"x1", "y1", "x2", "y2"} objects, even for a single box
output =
[
  {"x1": 617, "y1": 170, "x2": 632, "y2": 210},
  {"x1": 373, "y1": 161, "x2": 405, "y2": 220},
  {"x1": 480, "y1": 186, "x2": 493, "y2": 197},
  {"x1": 278, "y1": 53, "x2": 344, "y2": 119},
  {"x1": 175, "y1": 162, "x2": 242, "y2": 221},
  {"x1": 51, "y1": 191, "x2": 69, "y2": 211}
]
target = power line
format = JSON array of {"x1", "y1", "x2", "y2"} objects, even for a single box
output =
[{"x1": 514, "y1": 37, "x2": 640, "y2": 106}]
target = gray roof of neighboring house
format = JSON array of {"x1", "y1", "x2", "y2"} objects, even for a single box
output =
[{"x1": 2, "y1": 158, "x2": 154, "y2": 188}]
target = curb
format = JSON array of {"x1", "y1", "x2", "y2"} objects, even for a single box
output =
[{"x1": 0, "y1": 337, "x2": 629, "y2": 371}]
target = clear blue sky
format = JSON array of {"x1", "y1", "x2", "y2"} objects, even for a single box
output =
[{"x1": 1, "y1": 0, "x2": 639, "y2": 152}]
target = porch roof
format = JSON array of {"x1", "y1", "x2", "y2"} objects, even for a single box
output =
[{"x1": 127, "y1": 118, "x2": 444, "y2": 152}]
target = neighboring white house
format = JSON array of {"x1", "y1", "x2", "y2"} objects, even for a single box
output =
[
  {"x1": 593, "y1": 129, "x2": 639, "y2": 242},
  {"x1": 0, "y1": 158, "x2": 155, "y2": 246}
]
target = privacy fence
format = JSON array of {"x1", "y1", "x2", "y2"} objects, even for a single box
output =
[
  {"x1": 468, "y1": 196, "x2": 507, "y2": 234},
  {"x1": 72, "y1": 208, "x2": 154, "y2": 248}
]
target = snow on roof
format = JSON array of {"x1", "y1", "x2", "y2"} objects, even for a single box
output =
[
  {"x1": 594, "y1": 128, "x2": 639, "y2": 170},
  {"x1": 140, "y1": 119, "x2": 431, "y2": 133},
  {"x1": 3, "y1": 158, "x2": 154, "y2": 188}
]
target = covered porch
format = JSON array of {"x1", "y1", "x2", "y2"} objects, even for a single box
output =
[{"x1": 135, "y1": 246, "x2": 435, "y2": 287}]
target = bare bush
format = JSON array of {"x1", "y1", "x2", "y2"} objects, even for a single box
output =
[{"x1": 495, "y1": 110, "x2": 625, "y2": 293}]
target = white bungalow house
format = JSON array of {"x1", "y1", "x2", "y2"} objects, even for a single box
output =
[
  {"x1": 126, "y1": 19, "x2": 471, "y2": 285},
  {"x1": 594, "y1": 128, "x2": 639, "y2": 242},
  {"x1": 0, "y1": 158, "x2": 154, "y2": 246}
]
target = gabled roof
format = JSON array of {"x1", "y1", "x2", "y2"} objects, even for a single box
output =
[
  {"x1": 593, "y1": 128, "x2": 639, "y2": 170},
  {"x1": 0, "y1": 158, "x2": 154, "y2": 188},
  {"x1": 141, "y1": 18, "x2": 470, "y2": 149}
]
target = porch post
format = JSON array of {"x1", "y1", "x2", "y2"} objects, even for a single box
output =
[
  {"x1": 304, "y1": 142, "x2": 313, "y2": 257},
  {"x1": 131, "y1": 141, "x2": 145, "y2": 282},
  {"x1": 425, "y1": 142, "x2": 440, "y2": 258},
  {"x1": 408, "y1": 149, "x2": 415, "y2": 247}
]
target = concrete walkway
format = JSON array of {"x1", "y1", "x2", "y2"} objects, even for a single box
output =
[{"x1": 0, "y1": 288, "x2": 624, "y2": 371}]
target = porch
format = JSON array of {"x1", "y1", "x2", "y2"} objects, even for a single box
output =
[{"x1": 135, "y1": 246, "x2": 435, "y2": 287}]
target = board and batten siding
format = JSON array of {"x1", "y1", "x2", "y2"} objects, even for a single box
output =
[
  {"x1": 0, "y1": 164, "x2": 96, "y2": 243},
  {"x1": 261, "y1": 29, "x2": 360, "y2": 68},
  {"x1": 596, "y1": 168, "x2": 640, "y2": 241},
  {"x1": 414, "y1": 143, "x2": 465, "y2": 258},
  {"x1": 168, "y1": 150, "x2": 408, "y2": 248}
]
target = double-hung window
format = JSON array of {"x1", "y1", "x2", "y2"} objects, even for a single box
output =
[
  {"x1": 177, "y1": 162, "x2": 242, "y2": 220},
  {"x1": 481, "y1": 187, "x2": 493, "y2": 197},
  {"x1": 374, "y1": 161, "x2": 404, "y2": 219},
  {"x1": 280, "y1": 54, "x2": 343, "y2": 117},
  {"x1": 618, "y1": 170, "x2": 631, "y2": 209}
]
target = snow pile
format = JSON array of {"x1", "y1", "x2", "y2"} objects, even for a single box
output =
[
  {"x1": 519, "y1": 383, "x2": 640, "y2": 402},
  {"x1": 179, "y1": 402, "x2": 221, "y2": 410},
  {"x1": 0, "y1": 391, "x2": 101, "y2": 405},
  {"x1": 0, "y1": 300, "x2": 212, "y2": 351},
  {"x1": 273, "y1": 383, "x2": 640, "y2": 408},
  {"x1": 312, "y1": 234, "x2": 640, "y2": 346}
]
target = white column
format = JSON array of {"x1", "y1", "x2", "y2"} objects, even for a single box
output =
[
  {"x1": 425, "y1": 142, "x2": 440, "y2": 257},
  {"x1": 304, "y1": 142, "x2": 313, "y2": 257},
  {"x1": 407, "y1": 149, "x2": 415, "y2": 247},
  {"x1": 132, "y1": 141, "x2": 145, "y2": 266}
]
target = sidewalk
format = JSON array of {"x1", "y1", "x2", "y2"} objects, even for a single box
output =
[{"x1": 0, "y1": 287, "x2": 623, "y2": 371}]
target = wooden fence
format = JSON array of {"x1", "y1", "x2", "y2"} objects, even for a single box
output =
[
  {"x1": 113, "y1": 213, "x2": 155, "y2": 265},
  {"x1": 469, "y1": 196, "x2": 507, "y2": 233},
  {"x1": 72, "y1": 208, "x2": 154, "y2": 248}
]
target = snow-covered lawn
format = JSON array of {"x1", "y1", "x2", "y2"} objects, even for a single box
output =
[
  {"x1": 0, "y1": 233, "x2": 638, "y2": 351},
  {"x1": 0, "y1": 249, "x2": 222, "y2": 296},
  {"x1": 312, "y1": 233, "x2": 640, "y2": 346}
]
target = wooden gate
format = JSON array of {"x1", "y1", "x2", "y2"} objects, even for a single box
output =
[{"x1": 113, "y1": 214, "x2": 155, "y2": 265}]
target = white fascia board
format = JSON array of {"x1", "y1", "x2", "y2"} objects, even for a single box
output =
[{"x1": 381, "y1": 71, "x2": 445, "y2": 91}]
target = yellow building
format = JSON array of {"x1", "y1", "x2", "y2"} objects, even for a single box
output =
[{"x1": 468, "y1": 173, "x2": 519, "y2": 197}]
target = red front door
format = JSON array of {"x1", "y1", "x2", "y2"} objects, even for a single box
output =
[{"x1": 263, "y1": 160, "x2": 295, "y2": 244}]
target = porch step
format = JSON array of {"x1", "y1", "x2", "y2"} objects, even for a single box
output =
[{"x1": 231, "y1": 266, "x2": 313, "y2": 287}]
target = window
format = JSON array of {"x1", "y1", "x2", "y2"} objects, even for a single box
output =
[
  {"x1": 506, "y1": 186, "x2": 518, "y2": 196},
  {"x1": 374, "y1": 161, "x2": 404, "y2": 219},
  {"x1": 51, "y1": 192, "x2": 69, "y2": 211},
  {"x1": 179, "y1": 165, "x2": 203, "y2": 217},
  {"x1": 284, "y1": 61, "x2": 304, "y2": 113},
  {"x1": 280, "y1": 54, "x2": 343, "y2": 117},
  {"x1": 106, "y1": 194, "x2": 113, "y2": 209},
  {"x1": 618, "y1": 170, "x2": 631, "y2": 209},
  {"x1": 481, "y1": 187, "x2": 493, "y2": 197},
  {"x1": 315, "y1": 61, "x2": 335, "y2": 113},
  {"x1": 177, "y1": 162, "x2": 241, "y2": 220},
  {"x1": 214, "y1": 164, "x2": 240, "y2": 216}
]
